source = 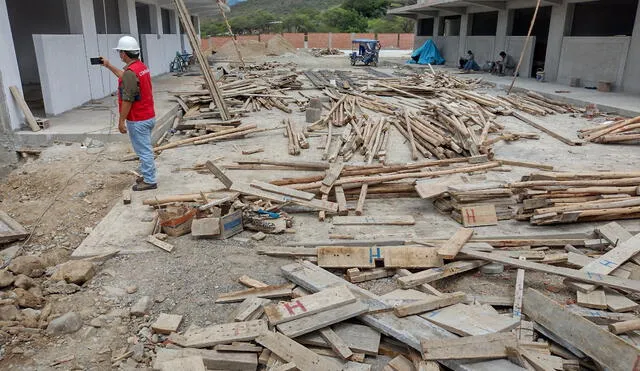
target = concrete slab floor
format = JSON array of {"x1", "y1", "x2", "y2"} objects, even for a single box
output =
[
  {"x1": 72, "y1": 61, "x2": 640, "y2": 257},
  {"x1": 13, "y1": 73, "x2": 197, "y2": 147}
]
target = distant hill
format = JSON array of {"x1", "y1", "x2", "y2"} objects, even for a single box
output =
[{"x1": 210, "y1": 0, "x2": 343, "y2": 20}]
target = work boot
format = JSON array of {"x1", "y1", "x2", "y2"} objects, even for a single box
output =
[
  {"x1": 135, "y1": 176, "x2": 144, "y2": 184},
  {"x1": 132, "y1": 182, "x2": 157, "y2": 191}
]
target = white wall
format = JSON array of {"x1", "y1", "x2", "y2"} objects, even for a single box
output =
[
  {"x1": 33, "y1": 34, "x2": 91, "y2": 115},
  {"x1": 434, "y1": 36, "x2": 460, "y2": 67},
  {"x1": 623, "y1": 3, "x2": 640, "y2": 94},
  {"x1": 0, "y1": 0, "x2": 23, "y2": 130},
  {"x1": 97, "y1": 34, "x2": 123, "y2": 95},
  {"x1": 558, "y1": 36, "x2": 631, "y2": 90},
  {"x1": 466, "y1": 36, "x2": 495, "y2": 66},
  {"x1": 141, "y1": 33, "x2": 182, "y2": 76},
  {"x1": 505, "y1": 36, "x2": 536, "y2": 79}
]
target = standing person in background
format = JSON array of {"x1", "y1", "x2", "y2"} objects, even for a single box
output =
[{"x1": 101, "y1": 36, "x2": 158, "y2": 191}]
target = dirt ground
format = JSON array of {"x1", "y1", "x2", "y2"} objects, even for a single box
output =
[{"x1": 1, "y1": 51, "x2": 639, "y2": 370}]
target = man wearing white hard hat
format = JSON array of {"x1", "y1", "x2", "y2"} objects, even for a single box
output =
[{"x1": 101, "y1": 35, "x2": 158, "y2": 191}]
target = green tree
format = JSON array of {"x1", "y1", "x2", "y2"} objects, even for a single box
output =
[
  {"x1": 321, "y1": 7, "x2": 368, "y2": 32},
  {"x1": 342, "y1": 0, "x2": 389, "y2": 18},
  {"x1": 368, "y1": 16, "x2": 414, "y2": 33}
]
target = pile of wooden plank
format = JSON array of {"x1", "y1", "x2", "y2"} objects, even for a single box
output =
[
  {"x1": 511, "y1": 170, "x2": 640, "y2": 225},
  {"x1": 283, "y1": 119, "x2": 309, "y2": 155},
  {"x1": 578, "y1": 116, "x2": 640, "y2": 144}
]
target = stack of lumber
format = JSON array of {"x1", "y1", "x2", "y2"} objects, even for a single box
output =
[
  {"x1": 578, "y1": 116, "x2": 640, "y2": 144},
  {"x1": 431, "y1": 181, "x2": 516, "y2": 225},
  {"x1": 283, "y1": 119, "x2": 309, "y2": 155},
  {"x1": 200, "y1": 226, "x2": 640, "y2": 370},
  {"x1": 511, "y1": 171, "x2": 640, "y2": 225}
]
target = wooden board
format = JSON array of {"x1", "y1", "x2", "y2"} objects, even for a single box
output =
[
  {"x1": 214, "y1": 343, "x2": 263, "y2": 353},
  {"x1": 605, "y1": 290, "x2": 639, "y2": 312},
  {"x1": 566, "y1": 304, "x2": 637, "y2": 324},
  {"x1": 317, "y1": 246, "x2": 442, "y2": 269},
  {"x1": 215, "y1": 284, "x2": 294, "y2": 303},
  {"x1": 233, "y1": 297, "x2": 270, "y2": 322},
  {"x1": 596, "y1": 221, "x2": 633, "y2": 247},
  {"x1": 422, "y1": 332, "x2": 517, "y2": 360},
  {"x1": 576, "y1": 289, "x2": 607, "y2": 310},
  {"x1": 231, "y1": 182, "x2": 338, "y2": 212},
  {"x1": 159, "y1": 356, "x2": 206, "y2": 371},
  {"x1": 397, "y1": 260, "x2": 487, "y2": 288},
  {"x1": 462, "y1": 250, "x2": 640, "y2": 293},
  {"x1": 250, "y1": 180, "x2": 316, "y2": 201},
  {"x1": 570, "y1": 232, "x2": 640, "y2": 292},
  {"x1": 276, "y1": 301, "x2": 369, "y2": 338},
  {"x1": 153, "y1": 348, "x2": 257, "y2": 371},
  {"x1": 297, "y1": 323, "x2": 381, "y2": 356},
  {"x1": 146, "y1": 235, "x2": 174, "y2": 253},
  {"x1": 334, "y1": 186, "x2": 349, "y2": 216},
  {"x1": 151, "y1": 313, "x2": 183, "y2": 335},
  {"x1": 238, "y1": 275, "x2": 268, "y2": 288},
  {"x1": 176, "y1": 320, "x2": 269, "y2": 348},
  {"x1": 347, "y1": 267, "x2": 394, "y2": 283},
  {"x1": 387, "y1": 355, "x2": 414, "y2": 371},
  {"x1": 255, "y1": 331, "x2": 343, "y2": 371},
  {"x1": 0, "y1": 211, "x2": 29, "y2": 244},
  {"x1": 422, "y1": 303, "x2": 520, "y2": 336},
  {"x1": 523, "y1": 288, "x2": 640, "y2": 371},
  {"x1": 414, "y1": 176, "x2": 462, "y2": 199},
  {"x1": 394, "y1": 292, "x2": 466, "y2": 317},
  {"x1": 205, "y1": 161, "x2": 233, "y2": 189},
  {"x1": 437, "y1": 228, "x2": 474, "y2": 259},
  {"x1": 461, "y1": 204, "x2": 498, "y2": 227},
  {"x1": 464, "y1": 295, "x2": 514, "y2": 307},
  {"x1": 8, "y1": 86, "x2": 40, "y2": 132},
  {"x1": 319, "y1": 327, "x2": 353, "y2": 360},
  {"x1": 331, "y1": 215, "x2": 415, "y2": 226},
  {"x1": 264, "y1": 286, "x2": 356, "y2": 325}
]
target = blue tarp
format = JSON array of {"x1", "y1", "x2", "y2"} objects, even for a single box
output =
[{"x1": 408, "y1": 39, "x2": 445, "y2": 65}]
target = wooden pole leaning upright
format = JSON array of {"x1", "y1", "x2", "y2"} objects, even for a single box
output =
[
  {"x1": 216, "y1": 0, "x2": 246, "y2": 68},
  {"x1": 507, "y1": 0, "x2": 542, "y2": 95},
  {"x1": 173, "y1": 0, "x2": 230, "y2": 120}
]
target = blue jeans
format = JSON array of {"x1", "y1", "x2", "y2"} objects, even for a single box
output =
[{"x1": 127, "y1": 118, "x2": 157, "y2": 184}]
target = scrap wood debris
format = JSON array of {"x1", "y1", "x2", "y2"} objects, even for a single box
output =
[
  {"x1": 151, "y1": 222, "x2": 640, "y2": 370},
  {"x1": 578, "y1": 115, "x2": 640, "y2": 144}
]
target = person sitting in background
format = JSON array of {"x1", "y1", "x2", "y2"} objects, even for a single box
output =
[
  {"x1": 459, "y1": 50, "x2": 472, "y2": 69},
  {"x1": 461, "y1": 50, "x2": 480, "y2": 72},
  {"x1": 494, "y1": 51, "x2": 516, "y2": 76}
]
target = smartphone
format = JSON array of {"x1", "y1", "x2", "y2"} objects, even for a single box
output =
[{"x1": 90, "y1": 57, "x2": 103, "y2": 65}]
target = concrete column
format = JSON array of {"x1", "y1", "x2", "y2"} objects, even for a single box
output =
[
  {"x1": 119, "y1": 0, "x2": 138, "y2": 36},
  {"x1": 494, "y1": 9, "x2": 508, "y2": 55},
  {"x1": 458, "y1": 13, "x2": 469, "y2": 59},
  {"x1": 149, "y1": 3, "x2": 160, "y2": 34},
  {"x1": 623, "y1": 3, "x2": 640, "y2": 93},
  {"x1": 0, "y1": 0, "x2": 23, "y2": 130},
  {"x1": 193, "y1": 15, "x2": 200, "y2": 38},
  {"x1": 328, "y1": 33, "x2": 333, "y2": 49},
  {"x1": 66, "y1": 0, "x2": 102, "y2": 100},
  {"x1": 433, "y1": 16, "x2": 441, "y2": 37},
  {"x1": 544, "y1": 1, "x2": 570, "y2": 82}
]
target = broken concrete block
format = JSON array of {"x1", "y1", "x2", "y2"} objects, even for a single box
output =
[
  {"x1": 251, "y1": 232, "x2": 266, "y2": 241},
  {"x1": 151, "y1": 313, "x2": 183, "y2": 335},
  {"x1": 14, "y1": 274, "x2": 35, "y2": 289},
  {"x1": 309, "y1": 97, "x2": 323, "y2": 110},
  {"x1": 305, "y1": 108, "x2": 322, "y2": 123},
  {"x1": 47, "y1": 312, "x2": 83, "y2": 335},
  {"x1": 0, "y1": 305, "x2": 19, "y2": 321},
  {"x1": 14, "y1": 288, "x2": 44, "y2": 309},
  {"x1": 191, "y1": 218, "x2": 220, "y2": 238},
  {"x1": 43, "y1": 280, "x2": 80, "y2": 295},
  {"x1": 0, "y1": 270, "x2": 15, "y2": 288},
  {"x1": 51, "y1": 261, "x2": 96, "y2": 285},
  {"x1": 131, "y1": 296, "x2": 152, "y2": 317},
  {"x1": 8, "y1": 256, "x2": 45, "y2": 278}
]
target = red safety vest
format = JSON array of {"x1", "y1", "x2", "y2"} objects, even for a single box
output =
[{"x1": 118, "y1": 60, "x2": 155, "y2": 121}]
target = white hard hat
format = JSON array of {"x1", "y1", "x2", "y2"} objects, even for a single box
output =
[{"x1": 114, "y1": 36, "x2": 140, "y2": 51}]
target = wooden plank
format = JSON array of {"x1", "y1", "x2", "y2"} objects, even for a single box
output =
[
  {"x1": 569, "y1": 232, "x2": 640, "y2": 292},
  {"x1": 334, "y1": 186, "x2": 348, "y2": 216},
  {"x1": 387, "y1": 355, "x2": 414, "y2": 371},
  {"x1": 422, "y1": 332, "x2": 517, "y2": 360},
  {"x1": 523, "y1": 288, "x2": 640, "y2": 371},
  {"x1": 331, "y1": 215, "x2": 415, "y2": 226},
  {"x1": 397, "y1": 260, "x2": 487, "y2": 288},
  {"x1": 437, "y1": 228, "x2": 474, "y2": 259},
  {"x1": 414, "y1": 176, "x2": 462, "y2": 199},
  {"x1": 264, "y1": 286, "x2": 356, "y2": 325},
  {"x1": 250, "y1": 180, "x2": 316, "y2": 201},
  {"x1": 231, "y1": 182, "x2": 338, "y2": 212},
  {"x1": 276, "y1": 301, "x2": 369, "y2": 338},
  {"x1": 605, "y1": 290, "x2": 639, "y2": 312},
  {"x1": 177, "y1": 320, "x2": 269, "y2": 348},
  {"x1": 321, "y1": 160, "x2": 345, "y2": 193},
  {"x1": 347, "y1": 267, "x2": 394, "y2": 283},
  {"x1": 464, "y1": 295, "x2": 514, "y2": 307},
  {"x1": 205, "y1": 161, "x2": 233, "y2": 189},
  {"x1": 8, "y1": 86, "x2": 40, "y2": 132},
  {"x1": 608, "y1": 319, "x2": 640, "y2": 334},
  {"x1": 238, "y1": 275, "x2": 268, "y2": 288},
  {"x1": 281, "y1": 261, "x2": 523, "y2": 371},
  {"x1": 317, "y1": 246, "x2": 442, "y2": 269},
  {"x1": 396, "y1": 269, "x2": 443, "y2": 296},
  {"x1": 394, "y1": 292, "x2": 466, "y2": 317},
  {"x1": 566, "y1": 304, "x2": 637, "y2": 324},
  {"x1": 255, "y1": 331, "x2": 343, "y2": 371},
  {"x1": 319, "y1": 327, "x2": 353, "y2": 360},
  {"x1": 270, "y1": 362, "x2": 297, "y2": 371},
  {"x1": 512, "y1": 111, "x2": 581, "y2": 146},
  {"x1": 461, "y1": 250, "x2": 640, "y2": 293},
  {"x1": 576, "y1": 289, "x2": 607, "y2": 310},
  {"x1": 0, "y1": 211, "x2": 29, "y2": 244},
  {"x1": 215, "y1": 284, "x2": 295, "y2": 303},
  {"x1": 214, "y1": 343, "x2": 263, "y2": 353},
  {"x1": 513, "y1": 257, "x2": 526, "y2": 320},
  {"x1": 159, "y1": 356, "x2": 206, "y2": 371},
  {"x1": 297, "y1": 323, "x2": 381, "y2": 356},
  {"x1": 595, "y1": 221, "x2": 633, "y2": 247},
  {"x1": 233, "y1": 297, "x2": 269, "y2": 322},
  {"x1": 461, "y1": 204, "x2": 498, "y2": 227},
  {"x1": 122, "y1": 189, "x2": 132, "y2": 205},
  {"x1": 151, "y1": 313, "x2": 183, "y2": 335},
  {"x1": 422, "y1": 303, "x2": 520, "y2": 336},
  {"x1": 257, "y1": 247, "x2": 317, "y2": 257},
  {"x1": 146, "y1": 235, "x2": 174, "y2": 253},
  {"x1": 153, "y1": 347, "x2": 258, "y2": 371}
]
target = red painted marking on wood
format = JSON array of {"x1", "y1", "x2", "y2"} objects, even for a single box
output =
[
  {"x1": 633, "y1": 355, "x2": 640, "y2": 371},
  {"x1": 465, "y1": 208, "x2": 477, "y2": 223},
  {"x1": 283, "y1": 300, "x2": 307, "y2": 315}
]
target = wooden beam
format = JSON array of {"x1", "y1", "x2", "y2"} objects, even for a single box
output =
[
  {"x1": 422, "y1": 332, "x2": 516, "y2": 360},
  {"x1": 319, "y1": 327, "x2": 353, "y2": 360},
  {"x1": 255, "y1": 332, "x2": 343, "y2": 371},
  {"x1": 263, "y1": 286, "x2": 356, "y2": 325},
  {"x1": 437, "y1": 228, "x2": 474, "y2": 259},
  {"x1": 523, "y1": 288, "x2": 640, "y2": 370},
  {"x1": 394, "y1": 292, "x2": 466, "y2": 317},
  {"x1": 205, "y1": 161, "x2": 233, "y2": 189},
  {"x1": 9, "y1": 86, "x2": 40, "y2": 132}
]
